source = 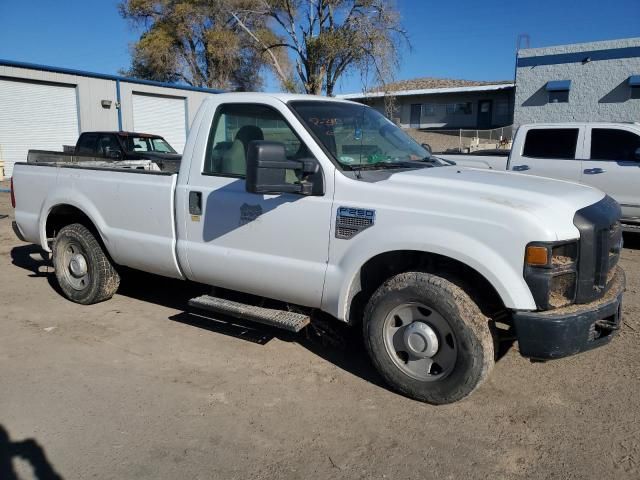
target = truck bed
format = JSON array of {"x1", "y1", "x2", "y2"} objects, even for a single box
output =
[
  {"x1": 12, "y1": 162, "x2": 183, "y2": 279},
  {"x1": 28, "y1": 150, "x2": 180, "y2": 173}
]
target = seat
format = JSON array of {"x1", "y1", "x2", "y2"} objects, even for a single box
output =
[{"x1": 222, "y1": 125, "x2": 264, "y2": 175}]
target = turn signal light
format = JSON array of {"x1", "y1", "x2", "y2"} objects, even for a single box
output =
[{"x1": 526, "y1": 246, "x2": 549, "y2": 266}]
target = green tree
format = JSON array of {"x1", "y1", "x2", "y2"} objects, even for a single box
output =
[{"x1": 119, "y1": 0, "x2": 273, "y2": 90}]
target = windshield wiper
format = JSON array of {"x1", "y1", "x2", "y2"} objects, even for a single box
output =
[
  {"x1": 348, "y1": 161, "x2": 422, "y2": 171},
  {"x1": 420, "y1": 156, "x2": 455, "y2": 166}
]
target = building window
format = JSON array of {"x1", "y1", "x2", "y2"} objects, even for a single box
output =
[
  {"x1": 546, "y1": 80, "x2": 571, "y2": 104},
  {"x1": 445, "y1": 102, "x2": 472, "y2": 115},
  {"x1": 549, "y1": 90, "x2": 569, "y2": 103},
  {"x1": 495, "y1": 100, "x2": 510, "y2": 116},
  {"x1": 422, "y1": 103, "x2": 436, "y2": 116},
  {"x1": 629, "y1": 75, "x2": 640, "y2": 99},
  {"x1": 523, "y1": 128, "x2": 579, "y2": 159}
]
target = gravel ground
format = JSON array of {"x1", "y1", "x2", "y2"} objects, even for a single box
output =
[{"x1": 1, "y1": 185, "x2": 639, "y2": 480}]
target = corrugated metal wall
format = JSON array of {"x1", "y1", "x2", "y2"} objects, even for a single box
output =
[
  {"x1": 0, "y1": 64, "x2": 216, "y2": 177},
  {"x1": 0, "y1": 78, "x2": 79, "y2": 176}
]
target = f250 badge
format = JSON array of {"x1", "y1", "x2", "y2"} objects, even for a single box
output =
[{"x1": 335, "y1": 206, "x2": 376, "y2": 240}]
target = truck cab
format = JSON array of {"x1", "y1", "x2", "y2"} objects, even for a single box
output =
[
  {"x1": 508, "y1": 123, "x2": 640, "y2": 223},
  {"x1": 439, "y1": 123, "x2": 640, "y2": 226}
]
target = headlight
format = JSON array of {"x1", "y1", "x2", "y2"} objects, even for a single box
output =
[{"x1": 524, "y1": 241, "x2": 578, "y2": 309}]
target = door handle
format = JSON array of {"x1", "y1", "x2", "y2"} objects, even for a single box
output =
[
  {"x1": 584, "y1": 168, "x2": 606, "y2": 174},
  {"x1": 512, "y1": 165, "x2": 530, "y2": 171},
  {"x1": 189, "y1": 191, "x2": 202, "y2": 215}
]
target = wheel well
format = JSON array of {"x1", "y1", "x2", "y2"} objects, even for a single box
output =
[
  {"x1": 347, "y1": 250, "x2": 506, "y2": 325},
  {"x1": 46, "y1": 204, "x2": 99, "y2": 240}
]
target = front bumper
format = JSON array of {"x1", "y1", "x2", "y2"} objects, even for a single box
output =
[{"x1": 513, "y1": 266, "x2": 625, "y2": 360}]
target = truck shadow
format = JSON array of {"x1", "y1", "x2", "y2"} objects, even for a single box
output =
[
  {"x1": 0, "y1": 425, "x2": 63, "y2": 480},
  {"x1": 9, "y1": 245, "x2": 65, "y2": 297},
  {"x1": 9, "y1": 244, "x2": 387, "y2": 390},
  {"x1": 623, "y1": 232, "x2": 640, "y2": 250},
  {"x1": 116, "y1": 269, "x2": 387, "y2": 389}
]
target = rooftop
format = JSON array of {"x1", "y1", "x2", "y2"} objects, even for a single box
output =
[
  {"x1": 0, "y1": 58, "x2": 224, "y2": 94},
  {"x1": 338, "y1": 78, "x2": 515, "y2": 100},
  {"x1": 372, "y1": 77, "x2": 513, "y2": 92}
]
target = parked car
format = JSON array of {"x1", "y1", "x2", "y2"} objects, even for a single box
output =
[
  {"x1": 437, "y1": 123, "x2": 640, "y2": 229},
  {"x1": 11, "y1": 93, "x2": 625, "y2": 404},
  {"x1": 28, "y1": 131, "x2": 182, "y2": 173}
]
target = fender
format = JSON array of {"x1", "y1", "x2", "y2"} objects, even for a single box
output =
[
  {"x1": 39, "y1": 189, "x2": 113, "y2": 255},
  {"x1": 321, "y1": 224, "x2": 538, "y2": 322}
]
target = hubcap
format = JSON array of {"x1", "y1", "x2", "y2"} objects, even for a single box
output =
[
  {"x1": 69, "y1": 253, "x2": 88, "y2": 277},
  {"x1": 383, "y1": 302, "x2": 457, "y2": 381},
  {"x1": 59, "y1": 242, "x2": 90, "y2": 291},
  {"x1": 403, "y1": 321, "x2": 439, "y2": 358}
]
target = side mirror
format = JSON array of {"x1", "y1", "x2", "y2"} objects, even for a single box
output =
[
  {"x1": 107, "y1": 149, "x2": 123, "y2": 160},
  {"x1": 421, "y1": 143, "x2": 432, "y2": 155},
  {"x1": 246, "y1": 141, "x2": 319, "y2": 195},
  {"x1": 635, "y1": 147, "x2": 640, "y2": 162}
]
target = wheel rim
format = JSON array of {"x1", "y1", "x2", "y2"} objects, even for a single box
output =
[
  {"x1": 59, "y1": 241, "x2": 90, "y2": 291},
  {"x1": 382, "y1": 302, "x2": 457, "y2": 381}
]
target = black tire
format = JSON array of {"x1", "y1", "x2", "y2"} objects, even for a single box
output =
[
  {"x1": 363, "y1": 272, "x2": 494, "y2": 404},
  {"x1": 52, "y1": 223, "x2": 120, "y2": 305}
]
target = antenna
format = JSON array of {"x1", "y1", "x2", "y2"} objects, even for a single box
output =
[{"x1": 516, "y1": 33, "x2": 530, "y2": 51}]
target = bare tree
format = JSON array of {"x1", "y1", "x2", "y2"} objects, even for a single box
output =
[{"x1": 231, "y1": 0, "x2": 408, "y2": 95}]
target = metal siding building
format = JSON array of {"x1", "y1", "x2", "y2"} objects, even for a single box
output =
[
  {"x1": 339, "y1": 83, "x2": 515, "y2": 130},
  {"x1": 514, "y1": 38, "x2": 640, "y2": 126},
  {"x1": 0, "y1": 60, "x2": 220, "y2": 177}
]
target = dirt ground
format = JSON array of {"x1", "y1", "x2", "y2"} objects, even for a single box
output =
[{"x1": 1, "y1": 184, "x2": 639, "y2": 480}]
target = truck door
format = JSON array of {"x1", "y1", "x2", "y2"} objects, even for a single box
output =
[
  {"x1": 509, "y1": 127, "x2": 582, "y2": 182},
  {"x1": 581, "y1": 126, "x2": 640, "y2": 222},
  {"x1": 178, "y1": 101, "x2": 333, "y2": 308}
]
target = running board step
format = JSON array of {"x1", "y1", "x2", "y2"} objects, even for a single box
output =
[{"x1": 188, "y1": 295, "x2": 311, "y2": 332}]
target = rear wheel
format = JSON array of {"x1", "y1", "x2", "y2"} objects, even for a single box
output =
[
  {"x1": 363, "y1": 272, "x2": 494, "y2": 404},
  {"x1": 53, "y1": 223, "x2": 120, "y2": 304}
]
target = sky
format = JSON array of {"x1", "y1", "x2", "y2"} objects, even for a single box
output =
[{"x1": 1, "y1": 0, "x2": 639, "y2": 94}]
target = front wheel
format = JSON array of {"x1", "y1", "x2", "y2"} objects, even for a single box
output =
[
  {"x1": 52, "y1": 223, "x2": 120, "y2": 305},
  {"x1": 363, "y1": 272, "x2": 494, "y2": 404}
]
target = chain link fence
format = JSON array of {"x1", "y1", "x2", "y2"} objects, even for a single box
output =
[{"x1": 406, "y1": 125, "x2": 515, "y2": 154}]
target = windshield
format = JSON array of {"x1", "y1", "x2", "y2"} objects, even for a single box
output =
[
  {"x1": 125, "y1": 136, "x2": 177, "y2": 154},
  {"x1": 290, "y1": 101, "x2": 437, "y2": 169}
]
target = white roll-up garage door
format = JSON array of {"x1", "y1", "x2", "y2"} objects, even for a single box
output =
[
  {"x1": 132, "y1": 93, "x2": 187, "y2": 153},
  {"x1": 0, "y1": 79, "x2": 79, "y2": 177}
]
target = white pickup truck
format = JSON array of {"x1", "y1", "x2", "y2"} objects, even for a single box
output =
[
  {"x1": 438, "y1": 123, "x2": 640, "y2": 229},
  {"x1": 11, "y1": 93, "x2": 625, "y2": 404}
]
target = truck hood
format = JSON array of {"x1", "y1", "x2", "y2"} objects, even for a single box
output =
[{"x1": 357, "y1": 165, "x2": 605, "y2": 240}]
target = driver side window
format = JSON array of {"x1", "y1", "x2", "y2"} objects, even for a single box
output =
[{"x1": 203, "y1": 104, "x2": 312, "y2": 179}]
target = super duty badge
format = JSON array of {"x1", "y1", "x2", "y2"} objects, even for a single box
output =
[{"x1": 335, "y1": 207, "x2": 376, "y2": 239}]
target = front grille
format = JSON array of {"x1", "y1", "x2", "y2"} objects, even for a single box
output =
[{"x1": 573, "y1": 196, "x2": 622, "y2": 304}]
